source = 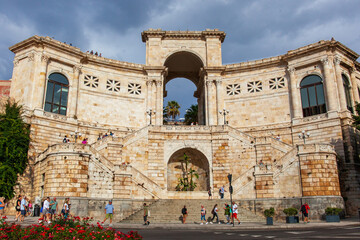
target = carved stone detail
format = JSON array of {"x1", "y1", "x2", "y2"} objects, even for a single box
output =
[
  {"x1": 27, "y1": 53, "x2": 35, "y2": 62},
  {"x1": 334, "y1": 56, "x2": 341, "y2": 66},
  {"x1": 321, "y1": 57, "x2": 329, "y2": 66},
  {"x1": 287, "y1": 66, "x2": 295, "y2": 74}
]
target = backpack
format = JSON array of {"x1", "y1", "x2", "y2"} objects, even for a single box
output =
[
  {"x1": 301, "y1": 204, "x2": 306, "y2": 213},
  {"x1": 182, "y1": 208, "x2": 187, "y2": 214}
]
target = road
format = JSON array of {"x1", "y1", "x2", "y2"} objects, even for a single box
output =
[{"x1": 117, "y1": 225, "x2": 360, "y2": 240}]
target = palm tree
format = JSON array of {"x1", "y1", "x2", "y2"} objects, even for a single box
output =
[
  {"x1": 165, "y1": 101, "x2": 180, "y2": 121},
  {"x1": 184, "y1": 104, "x2": 198, "y2": 125}
]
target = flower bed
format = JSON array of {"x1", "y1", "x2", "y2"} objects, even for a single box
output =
[{"x1": 0, "y1": 216, "x2": 142, "y2": 240}]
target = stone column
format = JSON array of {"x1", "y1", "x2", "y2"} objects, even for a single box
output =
[
  {"x1": 36, "y1": 54, "x2": 50, "y2": 109},
  {"x1": 287, "y1": 66, "x2": 302, "y2": 118},
  {"x1": 334, "y1": 56, "x2": 347, "y2": 111},
  {"x1": 72, "y1": 64, "x2": 82, "y2": 118},
  {"x1": 321, "y1": 57, "x2": 338, "y2": 112},
  {"x1": 206, "y1": 80, "x2": 214, "y2": 125},
  {"x1": 146, "y1": 80, "x2": 153, "y2": 124},
  {"x1": 350, "y1": 67, "x2": 360, "y2": 104},
  {"x1": 155, "y1": 80, "x2": 163, "y2": 125},
  {"x1": 215, "y1": 79, "x2": 223, "y2": 125}
]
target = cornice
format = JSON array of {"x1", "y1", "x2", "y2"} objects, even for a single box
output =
[{"x1": 141, "y1": 28, "x2": 226, "y2": 43}]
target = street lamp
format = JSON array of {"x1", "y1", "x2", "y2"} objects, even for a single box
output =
[
  {"x1": 219, "y1": 109, "x2": 230, "y2": 125},
  {"x1": 298, "y1": 130, "x2": 310, "y2": 144},
  {"x1": 70, "y1": 131, "x2": 82, "y2": 143},
  {"x1": 146, "y1": 108, "x2": 156, "y2": 125}
]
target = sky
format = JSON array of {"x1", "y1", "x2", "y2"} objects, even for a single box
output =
[{"x1": 1, "y1": 0, "x2": 359, "y2": 118}]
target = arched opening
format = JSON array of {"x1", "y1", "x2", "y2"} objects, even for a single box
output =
[
  {"x1": 300, "y1": 75, "x2": 326, "y2": 117},
  {"x1": 164, "y1": 51, "x2": 205, "y2": 125},
  {"x1": 167, "y1": 148, "x2": 210, "y2": 191},
  {"x1": 44, "y1": 73, "x2": 69, "y2": 115}
]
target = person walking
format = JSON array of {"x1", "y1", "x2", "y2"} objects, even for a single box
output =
[
  {"x1": 181, "y1": 205, "x2": 188, "y2": 224},
  {"x1": 224, "y1": 204, "x2": 231, "y2": 224},
  {"x1": 300, "y1": 202, "x2": 310, "y2": 223},
  {"x1": 15, "y1": 195, "x2": 21, "y2": 221},
  {"x1": 210, "y1": 204, "x2": 220, "y2": 224},
  {"x1": 42, "y1": 197, "x2": 51, "y2": 223},
  {"x1": 200, "y1": 205, "x2": 207, "y2": 225},
  {"x1": 102, "y1": 200, "x2": 114, "y2": 227},
  {"x1": 19, "y1": 195, "x2": 27, "y2": 222},
  {"x1": 208, "y1": 187, "x2": 212, "y2": 200},
  {"x1": 0, "y1": 197, "x2": 5, "y2": 218},
  {"x1": 219, "y1": 186, "x2": 226, "y2": 199},
  {"x1": 61, "y1": 198, "x2": 70, "y2": 220},
  {"x1": 27, "y1": 200, "x2": 33, "y2": 217},
  {"x1": 143, "y1": 203, "x2": 150, "y2": 225},
  {"x1": 49, "y1": 197, "x2": 58, "y2": 220},
  {"x1": 231, "y1": 201, "x2": 241, "y2": 225}
]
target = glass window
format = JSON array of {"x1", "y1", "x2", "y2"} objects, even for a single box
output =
[
  {"x1": 44, "y1": 73, "x2": 69, "y2": 115},
  {"x1": 342, "y1": 74, "x2": 353, "y2": 113},
  {"x1": 300, "y1": 75, "x2": 327, "y2": 117}
]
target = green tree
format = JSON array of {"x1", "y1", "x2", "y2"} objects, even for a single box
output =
[
  {"x1": 352, "y1": 102, "x2": 360, "y2": 130},
  {"x1": 175, "y1": 153, "x2": 199, "y2": 191},
  {"x1": 165, "y1": 101, "x2": 180, "y2": 121},
  {"x1": 0, "y1": 100, "x2": 30, "y2": 199},
  {"x1": 184, "y1": 104, "x2": 198, "y2": 125}
]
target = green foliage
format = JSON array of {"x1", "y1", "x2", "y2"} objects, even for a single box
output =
[
  {"x1": 184, "y1": 104, "x2": 198, "y2": 125},
  {"x1": 165, "y1": 101, "x2": 180, "y2": 121},
  {"x1": 0, "y1": 100, "x2": 30, "y2": 200},
  {"x1": 352, "y1": 102, "x2": 360, "y2": 130},
  {"x1": 325, "y1": 207, "x2": 343, "y2": 215},
  {"x1": 283, "y1": 207, "x2": 298, "y2": 216},
  {"x1": 175, "y1": 153, "x2": 199, "y2": 191},
  {"x1": 264, "y1": 207, "x2": 275, "y2": 217}
]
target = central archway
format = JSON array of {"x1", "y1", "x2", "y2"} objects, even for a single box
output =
[
  {"x1": 167, "y1": 147, "x2": 210, "y2": 191},
  {"x1": 164, "y1": 51, "x2": 206, "y2": 125}
]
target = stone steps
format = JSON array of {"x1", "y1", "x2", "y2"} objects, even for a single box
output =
[{"x1": 120, "y1": 199, "x2": 264, "y2": 223}]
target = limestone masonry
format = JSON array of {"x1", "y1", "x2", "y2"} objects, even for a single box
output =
[{"x1": 4, "y1": 29, "x2": 360, "y2": 221}]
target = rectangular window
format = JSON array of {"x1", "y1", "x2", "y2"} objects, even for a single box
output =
[
  {"x1": 45, "y1": 82, "x2": 54, "y2": 103},
  {"x1": 53, "y1": 84, "x2": 61, "y2": 105},
  {"x1": 316, "y1": 85, "x2": 325, "y2": 105},
  {"x1": 300, "y1": 88, "x2": 309, "y2": 108},
  {"x1": 308, "y1": 86, "x2": 317, "y2": 107}
]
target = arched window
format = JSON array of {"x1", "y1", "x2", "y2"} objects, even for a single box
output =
[
  {"x1": 300, "y1": 75, "x2": 327, "y2": 117},
  {"x1": 44, "y1": 73, "x2": 69, "y2": 115},
  {"x1": 342, "y1": 74, "x2": 353, "y2": 113}
]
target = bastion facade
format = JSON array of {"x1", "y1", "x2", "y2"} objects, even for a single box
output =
[{"x1": 4, "y1": 29, "x2": 360, "y2": 221}]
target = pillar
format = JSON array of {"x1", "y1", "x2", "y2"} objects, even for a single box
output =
[
  {"x1": 146, "y1": 80, "x2": 154, "y2": 124},
  {"x1": 287, "y1": 66, "x2": 302, "y2": 118},
  {"x1": 321, "y1": 57, "x2": 338, "y2": 112},
  {"x1": 215, "y1": 79, "x2": 223, "y2": 125},
  {"x1": 206, "y1": 79, "x2": 214, "y2": 125},
  {"x1": 334, "y1": 56, "x2": 347, "y2": 111},
  {"x1": 69, "y1": 64, "x2": 82, "y2": 118},
  {"x1": 350, "y1": 67, "x2": 360, "y2": 104},
  {"x1": 155, "y1": 80, "x2": 163, "y2": 125}
]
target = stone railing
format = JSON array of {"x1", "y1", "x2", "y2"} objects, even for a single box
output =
[
  {"x1": 225, "y1": 125, "x2": 255, "y2": 146},
  {"x1": 121, "y1": 126, "x2": 149, "y2": 147},
  {"x1": 255, "y1": 136, "x2": 293, "y2": 153},
  {"x1": 273, "y1": 147, "x2": 298, "y2": 178},
  {"x1": 231, "y1": 166, "x2": 255, "y2": 195},
  {"x1": 37, "y1": 143, "x2": 91, "y2": 162},
  {"x1": 297, "y1": 143, "x2": 335, "y2": 155}
]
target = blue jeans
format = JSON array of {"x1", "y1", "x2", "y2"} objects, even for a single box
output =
[{"x1": 201, "y1": 215, "x2": 206, "y2": 221}]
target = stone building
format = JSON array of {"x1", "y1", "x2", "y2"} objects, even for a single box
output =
[{"x1": 5, "y1": 29, "x2": 360, "y2": 221}]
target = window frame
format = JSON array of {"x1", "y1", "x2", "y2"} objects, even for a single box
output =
[
  {"x1": 300, "y1": 75, "x2": 327, "y2": 117},
  {"x1": 44, "y1": 73, "x2": 69, "y2": 115},
  {"x1": 342, "y1": 74, "x2": 353, "y2": 113}
]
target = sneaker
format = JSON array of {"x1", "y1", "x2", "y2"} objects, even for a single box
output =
[
  {"x1": 210, "y1": 222, "x2": 213, "y2": 224},
  {"x1": 147, "y1": 221, "x2": 150, "y2": 225},
  {"x1": 206, "y1": 222, "x2": 208, "y2": 225},
  {"x1": 218, "y1": 222, "x2": 221, "y2": 224},
  {"x1": 238, "y1": 222, "x2": 241, "y2": 225},
  {"x1": 48, "y1": 221, "x2": 51, "y2": 224},
  {"x1": 200, "y1": 223, "x2": 203, "y2": 225}
]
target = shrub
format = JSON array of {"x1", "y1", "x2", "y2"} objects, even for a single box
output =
[
  {"x1": 283, "y1": 207, "x2": 298, "y2": 216},
  {"x1": 264, "y1": 207, "x2": 275, "y2": 217},
  {"x1": 325, "y1": 207, "x2": 343, "y2": 216},
  {"x1": 0, "y1": 215, "x2": 142, "y2": 240}
]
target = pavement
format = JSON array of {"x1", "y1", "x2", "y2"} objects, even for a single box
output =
[{"x1": 3, "y1": 215, "x2": 359, "y2": 230}]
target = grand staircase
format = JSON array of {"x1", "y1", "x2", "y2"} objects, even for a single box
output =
[{"x1": 120, "y1": 199, "x2": 264, "y2": 224}]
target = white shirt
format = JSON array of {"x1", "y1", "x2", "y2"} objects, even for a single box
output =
[
  {"x1": 63, "y1": 203, "x2": 69, "y2": 211},
  {"x1": 43, "y1": 200, "x2": 50, "y2": 209},
  {"x1": 233, "y1": 204, "x2": 238, "y2": 214}
]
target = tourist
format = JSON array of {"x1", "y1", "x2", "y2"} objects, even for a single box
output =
[
  {"x1": 224, "y1": 204, "x2": 231, "y2": 224},
  {"x1": 181, "y1": 205, "x2": 187, "y2": 224},
  {"x1": 63, "y1": 135, "x2": 69, "y2": 143},
  {"x1": 97, "y1": 135, "x2": 102, "y2": 141},
  {"x1": 300, "y1": 202, "x2": 310, "y2": 223},
  {"x1": 27, "y1": 199, "x2": 32, "y2": 217},
  {"x1": 42, "y1": 197, "x2": 51, "y2": 223},
  {"x1": 275, "y1": 134, "x2": 281, "y2": 141},
  {"x1": 110, "y1": 131, "x2": 114, "y2": 136},
  {"x1": 49, "y1": 197, "x2": 58, "y2": 220},
  {"x1": 61, "y1": 198, "x2": 70, "y2": 220},
  {"x1": 208, "y1": 187, "x2": 212, "y2": 200},
  {"x1": 200, "y1": 205, "x2": 207, "y2": 225},
  {"x1": 210, "y1": 204, "x2": 220, "y2": 224},
  {"x1": 143, "y1": 203, "x2": 150, "y2": 225},
  {"x1": 15, "y1": 195, "x2": 21, "y2": 221},
  {"x1": 82, "y1": 138, "x2": 88, "y2": 144},
  {"x1": 104, "y1": 133, "x2": 108, "y2": 138},
  {"x1": 219, "y1": 185, "x2": 226, "y2": 199},
  {"x1": 20, "y1": 195, "x2": 26, "y2": 222},
  {"x1": 0, "y1": 197, "x2": 5, "y2": 218},
  {"x1": 231, "y1": 201, "x2": 241, "y2": 225},
  {"x1": 102, "y1": 200, "x2": 114, "y2": 227}
]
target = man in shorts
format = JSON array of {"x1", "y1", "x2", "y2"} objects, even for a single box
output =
[
  {"x1": 143, "y1": 203, "x2": 150, "y2": 225},
  {"x1": 102, "y1": 200, "x2": 114, "y2": 227},
  {"x1": 42, "y1": 197, "x2": 51, "y2": 223},
  {"x1": 20, "y1": 195, "x2": 26, "y2": 222},
  {"x1": 300, "y1": 202, "x2": 310, "y2": 223},
  {"x1": 231, "y1": 201, "x2": 241, "y2": 225},
  {"x1": 49, "y1": 197, "x2": 58, "y2": 220}
]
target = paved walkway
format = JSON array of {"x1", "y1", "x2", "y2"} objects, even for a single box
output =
[{"x1": 3, "y1": 215, "x2": 359, "y2": 230}]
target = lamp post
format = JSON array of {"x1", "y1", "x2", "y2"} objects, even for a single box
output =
[
  {"x1": 219, "y1": 109, "x2": 230, "y2": 125},
  {"x1": 146, "y1": 109, "x2": 156, "y2": 125},
  {"x1": 70, "y1": 131, "x2": 82, "y2": 143},
  {"x1": 298, "y1": 130, "x2": 310, "y2": 144}
]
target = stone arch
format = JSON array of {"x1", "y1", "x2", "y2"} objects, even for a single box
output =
[{"x1": 167, "y1": 147, "x2": 210, "y2": 191}]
